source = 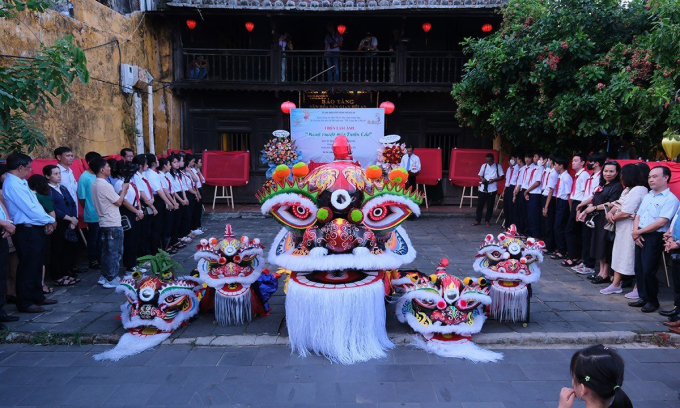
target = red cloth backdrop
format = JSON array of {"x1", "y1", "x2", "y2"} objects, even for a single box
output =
[
  {"x1": 413, "y1": 148, "x2": 442, "y2": 185},
  {"x1": 616, "y1": 160, "x2": 680, "y2": 198},
  {"x1": 202, "y1": 151, "x2": 250, "y2": 186},
  {"x1": 448, "y1": 148, "x2": 499, "y2": 187}
]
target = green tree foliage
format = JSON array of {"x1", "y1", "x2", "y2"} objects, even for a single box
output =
[
  {"x1": 452, "y1": 0, "x2": 680, "y2": 156},
  {"x1": 0, "y1": 0, "x2": 89, "y2": 154}
]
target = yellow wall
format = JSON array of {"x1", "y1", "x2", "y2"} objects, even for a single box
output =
[{"x1": 0, "y1": 0, "x2": 180, "y2": 157}]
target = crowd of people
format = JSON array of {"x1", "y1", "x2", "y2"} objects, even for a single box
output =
[
  {"x1": 0, "y1": 147, "x2": 206, "y2": 329},
  {"x1": 475, "y1": 151, "x2": 680, "y2": 331}
]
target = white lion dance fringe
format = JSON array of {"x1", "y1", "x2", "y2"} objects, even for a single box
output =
[
  {"x1": 92, "y1": 332, "x2": 171, "y2": 361},
  {"x1": 410, "y1": 336, "x2": 503, "y2": 363},
  {"x1": 215, "y1": 290, "x2": 252, "y2": 326},
  {"x1": 489, "y1": 284, "x2": 528, "y2": 323},
  {"x1": 285, "y1": 278, "x2": 394, "y2": 364}
]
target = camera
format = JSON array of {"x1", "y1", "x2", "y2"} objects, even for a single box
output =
[{"x1": 119, "y1": 161, "x2": 139, "y2": 183}]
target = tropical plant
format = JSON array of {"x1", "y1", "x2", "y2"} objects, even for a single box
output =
[
  {"x1": 452, "y1": 0, "x2": 680, "y2": 157},
  {"x1": 137, "y1": 250, "x2": 183, "y2": 280},
  {"x1": 0, "y1": 0, "x2": 89, "y2": 154}
]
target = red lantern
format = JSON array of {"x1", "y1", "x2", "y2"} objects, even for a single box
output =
[
  {"x1": 422, "y1": 22, "x2": 432, "y2": 33},
  {"x1": 186, "y1": 19, "x2": 196, "y2": 30},
  {"x1": 337, "y1": 24, "x2": 346, "y2": 35},
  {"x1": 482, "y1": 23, "x2": 493, "y2": 33},
  {"x1": 281, "y1": 101, "x2": 296, "y2": 114},
  {"x1": 245, "y1": 21, "x2": 255, "y2": 32},
  {"x1": 380, "y1": 101, "x2": 395, "y2": 115}
]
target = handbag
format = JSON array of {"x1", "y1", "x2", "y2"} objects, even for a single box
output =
[
  {"x1": 64, "y1": 228, "x2": 78, "y2": 243},
  {"x1": 585, "y1": 212, "x2": 598, "y2": 228}
]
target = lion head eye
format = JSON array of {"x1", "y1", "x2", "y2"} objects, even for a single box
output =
[
  {"x1": 266, "y1": 194, "x2": 318, "y2": 230},
  {"x1": 362, "y1": 198, "x2": 413, "y2": 231}
]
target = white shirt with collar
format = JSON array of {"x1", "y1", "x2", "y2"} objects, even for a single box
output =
[
  {"x1": 57, "y1": 163, "x2": 78, "y2": 217},
  {"x1": 556, "y1": 171, "x2": 573, "y2": 200},
  {"x1": 528, "y1": 164, "x2": 545, "y2": 195},
  {"x1": 399, "y1": 154, "x2": 421, "y2": 174},
  {"x1": 132, "y1": 172, "x2": 153, "y2": 199},
  {"x1": 542, "y1": 168, "x2": 558, "y2": 197},
  {"x1": 506, "y1": 164, "x2": 520, "y2": 187},
  {"x1": 582, "y1": 171, "x2": 601, "y2": 201},
  {"x1": 516, "y1": 165, "x2": 528, "y2": 189},
  {"x1": 478, "y1": 162, "x2": 503, "y2": 193},
  {"x1": 143, "y1": 169, "x2": 162, "y2": 194},
  {"x1": 570, "y1": 168, "x2": 590, "y2": 201}
]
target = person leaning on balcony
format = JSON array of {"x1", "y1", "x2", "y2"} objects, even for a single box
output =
[
  {"x1": 188, "y1": 55, "x2": 208, "y2": 80},
  {"x1": 324, "y1": 24, "x2": 343, "y2": 82},
  {"x1": 358, "y1": 32, "x2": 378, "y2": 82},
  {"x1": 278, "y1": 32, "x2": 293, "y2": 82}
]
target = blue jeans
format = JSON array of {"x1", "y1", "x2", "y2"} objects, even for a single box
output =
[
  {"x1": 189, "y1": 67, "x2": 207, "y2": 79},
  {"x1": 87, "y1": 222, "x2": 102, "y2": 264},
  {"x1": 100, "y1": 226, "x2": 123, "y2": 281},
  {"x1": 325, "y1": 53, "x2": 339, "y2": 81}
]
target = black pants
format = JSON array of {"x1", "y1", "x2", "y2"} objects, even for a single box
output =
[
  {"x1": 138, "y1": 207, "x2": 153, "y2": 258},
  {"x1": 476, "y1": 191, "x2": 496, "y2": 223},
  {"x1": 514, "y1": 189, "x2": 527, "y2": 234},
  {"x1": 86, "y1": 222, "x2": 101, "y2": 264},
  {"x1": 540, "y1": 195, "x2": 556, "y2": 250},
  {"x1": 151, "y1": 195, "x2": 165, "y2": 254},
  {"x1": 581, "y1": 215, "x2": 595, "y2": 268},
  {"x1": 566, "y1": 200, "x2": 581, "y2": 260},
  {"x1": 554, "y1": 199, "x2": 570, "y2": 255},
  {"x1": 670, "y1": 251, "x2": 680, "y2": 308},
  {"x1": 0, "y1": 238, "x2": 8, "y2": 314},
  {"x1": 49, "y1": 220, "x2": 76, "y2": 281},
  {"x1": 634, "y1": 232, "x2": 664, "y2": 306},
  {"x1": 180, "y1": 195, "x2": 194, "y2": 238},
  {"x1": 191, "y1": 190, "x2": 203, "y2": 230},
  {"x1": 164, "y1": 205, "x2": 178, "y2": 248},
  {"x1": 171, "y1": 204, "x2": 186, "y2": 246},
  {"x1": 503, "y1": 186, "x2": 514, "y2": 226},
  {"x1": 526, "y1": 193, "x2": 541, "y2": 238},
  {"x1": 13, "y1": 225, "x2": 46, "y2": 310},
  {"x1": 121, "y1": 208, "x2": 141, "y2": 270}
]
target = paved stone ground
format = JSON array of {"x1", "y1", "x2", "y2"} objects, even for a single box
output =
[
  {"x1": 0, "y1": 344, "x2": 678, "y2": 407},
  {"x1": 2, "y1": 213, "x2": 677, "y2": 338}
]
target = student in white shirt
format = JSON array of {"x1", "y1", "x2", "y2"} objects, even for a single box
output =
[
  {"x1": 513, "y1": 152, "x2": 533, "y2": 235},
  {"x1": 158, "y1": 158, "x2": 179, "y2": 253},
  {"x1": 54, "y1": 147, "x2": 78, "y2": 219},
  {"x1": 169, "y1": 154, "x2": 190, "y2": 249},
  {"x1": 474, "y1": 153, "x2": 504, "y2": 226},
  {"x1": 563, "y1": 153, "x2": 590, "y2": 268},
  {"x1": 145, "y1": 154, "x2": 175, "y2": 254},
  {"x1": 186, "y1": 155, "x2": 204, "y2": 234},
  {"x1": 399, "y1": 145, "x2": 421, "y2": 189},
  {"x1": 524, "y1": 152, "x2": 545, "y2": 238},
  {"x1": 503, "y1": 152, "x2": 521, "y2": 228},
  {"x1": 552, "y1": 155, "x2": 573, "y2": 260},
  {"x1": 574, "y1": 152, "x2": 606, "y2": 275},
  {"x1": 131, "y1": 155, "x2": 157, "y2": 258},
  {"x1": 540, "y1": 153, "x2": 559, "y2": 253}
]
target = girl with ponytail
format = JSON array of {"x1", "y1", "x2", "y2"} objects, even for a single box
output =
[{"x1": 559, "y1": 344, "x2": 633, "y2": 408}]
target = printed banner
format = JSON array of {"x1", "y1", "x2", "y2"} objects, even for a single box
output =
[{"x1": 290, "y1": 108, "x2": 385, "y2": 168}]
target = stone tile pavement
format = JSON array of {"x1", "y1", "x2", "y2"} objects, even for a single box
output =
[
  {"x1": 2, "y1": 214, "x2": 678, "y2": 341},
  {"x1": 0, "y1": 344, "x2": 678, "y2": 407}
]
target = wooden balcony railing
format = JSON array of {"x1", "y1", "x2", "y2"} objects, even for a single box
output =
[{"x1": 182, "y1": 48, "x2": 467, "y2": 85}]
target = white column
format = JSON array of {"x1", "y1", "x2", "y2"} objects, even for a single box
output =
[
  {"x1": 133, "y1": 91, "x2": 144, "y2": 154},
  {"x1": 147, "y1": 85, "x2": 155, "y2": 154}
]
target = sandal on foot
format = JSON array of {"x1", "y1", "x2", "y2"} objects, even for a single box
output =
[
  {"x1": 42, "y1": 285, "x2": 54, "y2": 294},
  {"x1": 551, "y1": 252, "x2": 566, "y2": 260},
  {"x1": 54, "y1": 277, "x2": 76, "y2": 287},
  {"x1": 561, "y1": 259, "x2": 577, "y2": 267}
]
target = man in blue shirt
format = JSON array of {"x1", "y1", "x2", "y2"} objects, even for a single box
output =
[
  {"x1": 2, "y1": 153, "x2": 57, "y2": 313},
  {"x1": 662, "y1": 210, "x2": 680, "y2": 329},
  {"x1": 0, "y1": 165, "x2": 18, "y2": 328},
  {"x1": 78, "y1": 151, "x2": 102, "y2": 269},
  {"x1": 631, "y1": 166, "x2": 679, "y2": 313}
]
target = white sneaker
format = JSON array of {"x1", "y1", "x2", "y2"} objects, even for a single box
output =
[
  {"x1": 600, "y1": 284, "x2": 623, "y2": 295},
  {"x1": 192, "y1": 229, "x2": 204, "y2": 236},
  {"x1": 576, "y1": 267, "x2": 595, "y2": 275},
  {"x1": 571, "y1": 263, "x2": 585, "y2": 272},
  {"x1": 103, "y1": 277, "x2": 121, "y2": 288},
  {"x1": 97, "y1": 276, "x2": 107, "y2": 285},
  {"x1": 624, "y1": 288, "x2": 639, "y2": 299}
]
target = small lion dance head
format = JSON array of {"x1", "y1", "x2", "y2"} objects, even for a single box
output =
[
  {"x1": 473, "y1": 224, "x2": 544, "y2": 322},
  {"x1": 393, "y1": 258, "x2": 503, "y2": 363}
]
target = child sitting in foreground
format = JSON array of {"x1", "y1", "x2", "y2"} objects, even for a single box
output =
[{"x1": 558, "y1": 344, "x2": 633, "y2": 408}]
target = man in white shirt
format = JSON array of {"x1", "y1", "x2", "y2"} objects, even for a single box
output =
[
  {"x1": 540, "y1": 153, "x2": 558, "y2": 252},
  {"x1": 565, "y1": 153, "x2": 589, "y2": 268},
  {"x1": 399, "y1": 145, "x2": 421, "y2": 190},
  {"x1": 474, "y1": 153, "x2": 504, "y2": 226},
  {"x1": 574, "y1": 152, "x2": 605, "y2": 275},
  {"x1": 524, "y1": 152, "x2": 545, "y2": 238},
  {"x1": 552, "y1": 155, "x2": 573, "y2": 259},
  {"x1": 513, "y1": 152, "x2": 533, "y2": 235},
  {"x1": 503, "y1": 152, "x2": 521, "y2": 228},
  {"x1": 54, "y1": 147, "x2": 78, "y2": 218}
]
